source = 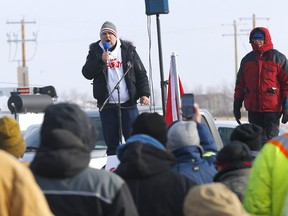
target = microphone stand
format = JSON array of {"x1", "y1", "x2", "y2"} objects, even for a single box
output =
[{"x1": 100, "y1": 62, "x2": 133, "y2": 145}]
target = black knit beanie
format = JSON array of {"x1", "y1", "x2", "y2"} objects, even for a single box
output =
[
  {"x1": 216, "y1": 140, "x2": 253, "y2": 166},
  {"x1": 230, "y1": 123, "x2": 263, "y2": 151},
  {"x1": 131, "y1": 112, "x2": 167, "y2": 146},
  {"x1": 40, "y1": 103, "x2": 97, "y2": 151}
]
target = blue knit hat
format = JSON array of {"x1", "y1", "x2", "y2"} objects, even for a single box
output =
[{"x1": 252, "y1": 31, "x2": 265, "y2": 39}]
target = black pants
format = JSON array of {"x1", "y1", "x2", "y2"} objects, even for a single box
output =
[{"x1": 248, "y1": 112, "x2": 280, "y2": 141}]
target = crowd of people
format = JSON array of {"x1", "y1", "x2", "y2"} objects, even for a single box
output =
[
  {"x1": 1, "y1": 23, "x2": 288, "y2": 215},
  {"x1": 1, "y1": 100, "x2": 288, "y2": 215}
]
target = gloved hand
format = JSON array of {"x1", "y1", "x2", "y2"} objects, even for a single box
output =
[
  {"x1": 233, "y1": 99, "x2": 243, "y2": 124},
  {"x1": 282, "y1": 99, "x2": 288, "y2": 124}
]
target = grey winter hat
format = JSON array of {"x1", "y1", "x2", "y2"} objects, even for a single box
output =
[
  {"x1": 100, "y1": 21, "x2": 117, "y2": 37},
  {"x1": 167, "y1": 121, "x2": 200, "y2": 152}
]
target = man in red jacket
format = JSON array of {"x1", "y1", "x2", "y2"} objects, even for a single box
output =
[{"x1": 233, "y1": 27, "x2": 288, "y2": 142}]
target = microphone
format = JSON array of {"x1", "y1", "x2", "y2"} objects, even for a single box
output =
[{"x1": 103, "y1": 41, "x2": 110, "y2": 52}]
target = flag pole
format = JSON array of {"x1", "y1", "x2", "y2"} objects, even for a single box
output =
[
  {"x1": 156, "y1": 14, "x2": 167, "y2": 116},
  {"x1": 171, "y1": 53, "x2": 182, "y2": 121}
]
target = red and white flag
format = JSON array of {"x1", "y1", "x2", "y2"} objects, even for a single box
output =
[{"x1": 165, "y1": 60, "x2": 184, "y2": 126}]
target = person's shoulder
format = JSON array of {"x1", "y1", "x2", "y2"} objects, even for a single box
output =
[
  {"x1": 77, "y1": 168, "x2": 128, "y2": 203},
  {"x1": 243, "y1": 51, "x2": 254, "y2": 58},
  {"x1": 240, "y1": 51, "x2": 255, "y2": 63},
  {"x1": 120, "y1": 39, "x2": 135, "y2": 49},
  {"x1": 89, "y1": 40, "x2": 101, "y2": 50},
  {"x1": 87, "y1": 167, "x2": 125, "y2": 186},
  {"x1": 0, "y1": 150, "x2": 28, "y2": 173},
  {"x1": 272, "y1": 49, "x2": 287, "y2": 57},
  {"x1": 171, "y1": 169, "x2": 197, "y2": 187},
  {"x1": 0, "y1": 150, "x2": 41, "y2": 191}
]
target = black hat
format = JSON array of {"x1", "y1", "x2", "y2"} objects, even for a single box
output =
[
  {"x1": 40, "y1": 103, "x2": 97, "y2": 151},
  {"x1": 216, "y1": 140, "x2": 253, "y2": 166},
  {"x1": 131, "y1": 112, "x2": 167, "y2": 146},
  {"x1": 230, "y1": 123, "x2": 263, "y2": 151}
]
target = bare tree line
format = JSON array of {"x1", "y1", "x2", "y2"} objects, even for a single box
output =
[{"x1": 58, "y1": 82, "x2": 248, "y2": 119}]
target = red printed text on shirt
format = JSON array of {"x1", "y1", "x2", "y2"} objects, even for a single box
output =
[{"x1": 108, "y1": 58, "x2": 122, "y2": 69}]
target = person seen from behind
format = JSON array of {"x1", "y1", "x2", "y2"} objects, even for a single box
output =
[
  {"x1": 114, "y1": 112, "x2": 196, "y2": 216},
  {"x1": 230, "y1": 123, "x2": 264, "y2": 159},
  {"x1": 166, "y1": 104, "x2": 218, "y2": 184},
  {"x1": 183, "y1": 182, "x2": 250, "y2": 216},
  {"x1": 0, "y1": 116, "x2": 26, "y2": 160},
  {"x1": 30, "y1": 103, "x2": 138, "y2": 216},
  {"x1": 0, "y1": 150, "x2": 53, "y2": 216},
  {"x1": 214, "y1": 140, "x2": 253, "y2": 202},
  {"x1": 182, "y1": 103, "x2": 219, "y2": 161},
  {"x1": 243, "y1": 133, "x2": 288, "y2": 216}
]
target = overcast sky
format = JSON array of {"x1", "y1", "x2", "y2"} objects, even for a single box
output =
[{"x1": 0, "y1": 0, "x2": 287, "y2": 103}]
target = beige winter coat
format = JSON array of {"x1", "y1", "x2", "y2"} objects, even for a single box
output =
[{"x1": 0, "y1": 150, "x2": 53, "y2": 216}]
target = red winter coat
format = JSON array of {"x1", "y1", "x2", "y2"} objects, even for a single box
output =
[{"x1": 234, "y1": 27, "x2": 288, "y2": 112}]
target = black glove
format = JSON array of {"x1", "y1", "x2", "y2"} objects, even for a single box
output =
[
  {"x1": 282, "y1": 99, "x2": 288, "y2": 124},
  {"x1": 233, "y1": 99, "x2": 243, "y2": 124}
]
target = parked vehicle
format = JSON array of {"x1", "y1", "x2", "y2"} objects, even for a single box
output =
[
  {"x1": 23, "y1": 107, "x2": 223, "y2": 169},
  {"x1": 215, "y1": 120, "x2": 288, "y2": 146},
  {"x1": 215, "y1": 120, "x2": 247, "y2": 146},
  {"x1": 2, "y1": 89, "x2": 221, "y2": 168},
  {"x1": 22, "y1": 110, "x2": 108, "y2": 169}
]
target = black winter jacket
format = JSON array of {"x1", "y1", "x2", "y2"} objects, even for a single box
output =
[
  {"x1": 115, "y1": 135, "x2": 196, "y2": 216},
  {"x1": 82, "y1": 40, "x2": 150, "y2": 107},
  {"x1": 31, "y1": 129, "x2": 138, "y2": 216}
]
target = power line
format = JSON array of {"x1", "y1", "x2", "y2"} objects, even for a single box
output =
[
  {"x1": 7, "y1": 18, "x2": 37, "y2": 67},
  {"x1": 222, "y1": 14, "x2": 270, "y2": 80},
  {"x1": 222, "y1": 20, "x2": 247, "y2": 79},
  {"x1": 239, "y1": 13, "x2": 270, "y2": 29},
  {"x1": 6, "y1": 17, "x2": 37, "y2": 87}
]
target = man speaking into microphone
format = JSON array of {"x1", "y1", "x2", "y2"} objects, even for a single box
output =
[{"x1": 82, "y1": 21, "x2": 150, "y2": 155}]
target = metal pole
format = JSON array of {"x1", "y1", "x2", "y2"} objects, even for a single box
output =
[
  {"x1": 156, "y1": 14, "x2": 166, "y2": 116},
  {"x1": 7, "y1": 18, "x2": 36, "y2": 87},
  {"x1": 21, "y1": 18, "x2": 26, "y2": 68},
  {"x1": 233, "y1": 20, "x2": 238, "y2": 79}
]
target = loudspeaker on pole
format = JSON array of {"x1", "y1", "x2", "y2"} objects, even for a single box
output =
[{"x1": 144, "y1": 0, "x2": 169, "y2": 15}]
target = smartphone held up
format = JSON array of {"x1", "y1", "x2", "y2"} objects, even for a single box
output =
[{"x1": 181, "y1": 93, "x2": 195, "y2": 119}]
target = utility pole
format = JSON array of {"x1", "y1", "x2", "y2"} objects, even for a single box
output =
[
  {"x1": 222, "y1": 20, "x2": 247, "y2": 79},
  {"x1": 240, "y1": 13, "x2": 269, "y2": 29},
  {"x1": 7, "y1": 17, "x2": 36, "y2": 87}
]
